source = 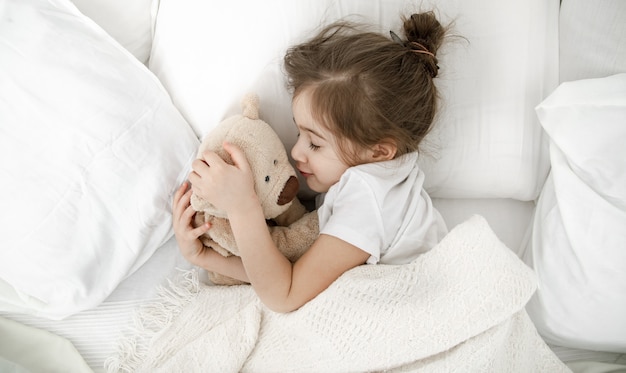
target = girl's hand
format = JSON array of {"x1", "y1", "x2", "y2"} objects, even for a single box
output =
[
  {"x1": 188, "y1": 142, "x2": 258, "y2": 216},
  {"x1": 172, "y1": 181, "x2": 211, "y2": 265},
  {"x1": 172, "y1": 181, "x2": 251, "y2": 282}
]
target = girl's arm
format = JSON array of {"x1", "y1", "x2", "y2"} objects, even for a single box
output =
[
  {"x1": 192, "y1": 143, "x2": 369, "y2": 312},
  {"x1": 192, "y1": 249, "x2": 250, "y2": 283},
  {"x1": 228, "y1": 201, "x2": 369, "y2": 312}
]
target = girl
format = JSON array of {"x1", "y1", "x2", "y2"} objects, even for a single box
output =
[{"x1": 173, "y1": 11, "x2": 448, "y2": 313}]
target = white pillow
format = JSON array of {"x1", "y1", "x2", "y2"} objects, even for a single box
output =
[
  {"x1": 559, "y1": 0, "x2": 626, "y2": 83},
  {"x1": 0, "y1": 0, "x2": 199, "y2": 319},
  {"x1": 149, "y1": 0, "x2": 558, "y2": 200},
  {"x1": 70, "y1": 0, "x2": 156, "y2": 64},
  {"x1": 524, "y1": 74, "x2": 626, "y2": 352}
]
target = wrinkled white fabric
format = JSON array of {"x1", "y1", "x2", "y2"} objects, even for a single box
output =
[
  {"x1": 0, "y1": 0, "x2": 198, "y2": 319},
  {"x1": 0, "y1": 316, "x2": 91, "y2": 373}
]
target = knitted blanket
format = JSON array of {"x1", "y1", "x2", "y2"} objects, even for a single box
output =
[{"x1": 106, "y1": 215, "x2": 570, "y2": 372}]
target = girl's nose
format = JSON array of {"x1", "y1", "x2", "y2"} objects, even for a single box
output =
[{"x1": 291, "y1": 141, "x2": 303, "y2": 162}]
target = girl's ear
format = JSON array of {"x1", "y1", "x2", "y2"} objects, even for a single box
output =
[{"x1": 370, "y1": 141, "x2": 397, "y2": 161}]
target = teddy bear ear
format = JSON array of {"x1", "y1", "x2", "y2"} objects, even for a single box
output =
[{"x1": 241, "y1": 93, "x2": 260, "y2": 120}]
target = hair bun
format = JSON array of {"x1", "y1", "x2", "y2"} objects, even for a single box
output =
[{"x1": 401, "y1": 11, "x2": 446, "y2": 77}]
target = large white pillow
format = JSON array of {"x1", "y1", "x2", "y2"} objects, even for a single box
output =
[
  {"x1": 0, "y1": 0, "x2": 199, "y2": 319},
  {"x1": 149, "y1": 0, "x2": 558, "y2": 200},
  {"x1": 524, "y1": 74, "x2": 626, "y2": 352}
]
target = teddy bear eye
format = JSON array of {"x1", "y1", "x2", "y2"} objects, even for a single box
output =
[
  {"x1": 273, "y1": 160, "x2": 277, "y2": 165},
  {"x1": 265, "y1": 175, "x2": 270, "y2": 183}
]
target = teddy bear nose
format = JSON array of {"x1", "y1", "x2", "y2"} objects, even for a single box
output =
[{"x1": 277, "y1": 176, "x2": 299, "y2": 205}]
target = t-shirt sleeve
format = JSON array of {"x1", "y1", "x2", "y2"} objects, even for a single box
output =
[{"x1": 318, "y1": 174, "x2": 385, "y2": 264}]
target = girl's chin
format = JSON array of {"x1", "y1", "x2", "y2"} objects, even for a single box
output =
[{"x1": 306, "y1": 180, "x2": 329, "y2": 194}]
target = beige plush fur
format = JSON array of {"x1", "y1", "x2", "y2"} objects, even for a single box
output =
[{"x1": 190, "y1": 94, "x2": 318, "y2": 285}]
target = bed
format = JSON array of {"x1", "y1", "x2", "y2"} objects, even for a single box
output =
[{"x1": 0, "y1": 0, "x2": 625, "y2": 371}]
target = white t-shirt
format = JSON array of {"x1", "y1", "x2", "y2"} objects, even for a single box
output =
[{"x1": 316, "y1": 152, "x2": 447, "y2": 265}]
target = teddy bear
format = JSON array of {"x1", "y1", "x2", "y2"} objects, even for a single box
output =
[{"x1": 190, "y1": 93, "x2": 318, "y2": 285}]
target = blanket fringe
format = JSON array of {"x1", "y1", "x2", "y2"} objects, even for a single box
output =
[{"x1": 104, "y1": 268, "x2": 201, "y2": 373}]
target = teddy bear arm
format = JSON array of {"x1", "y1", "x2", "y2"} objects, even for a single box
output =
[
  {"x1": 271, "y1": 197, "x2": 308, "y2": 227},
  {"x1": 208, "y1": 272, "x2": 248, "y2": 286},
  {"x1": 207, "y1": 216, "x2": 240, "y2": 256},
  {"x1": 269, "y1": 211, "x2": 319, "y2": 262}
]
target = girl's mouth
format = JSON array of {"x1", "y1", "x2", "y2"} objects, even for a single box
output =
[{"x1": 298, "y1": 169, "x2": 312, "y2": 178}]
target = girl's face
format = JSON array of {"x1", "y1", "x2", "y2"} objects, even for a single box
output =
[{"x1": 290, "y1": 88, "x2": 350, "y2": 193}]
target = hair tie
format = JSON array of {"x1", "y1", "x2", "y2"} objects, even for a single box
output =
[
  {"x1": 390, "y1": 31, "x2": 435, "y2": 57},
  {"x1": 390, "y1": 31, "x2": 439, "y2": 77},
  {"x1": 408, "y1": 42, "x2": 435, "y2": 58}
]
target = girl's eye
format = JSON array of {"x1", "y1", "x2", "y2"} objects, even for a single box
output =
[{"x1": 309, "y1": 143, "x2": 321, "y2": 151}]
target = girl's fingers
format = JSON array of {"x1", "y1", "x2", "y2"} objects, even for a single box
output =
[
  {"x1": 173, "y1": 187, "x2": 193, "y2": 225},
  {"x1": 191, "y1": 222, "x2": 211, "y2": 238},
  {"x1": 182, "y1": 204, "x2": 197, "y2": 224},
  {"x1": 173, "y1": 182, "x2": 193, "y2": 208},
  {"x1": 191, "y1": 158, "x2": 210, "y2": 176},
  {"x1": 173, "y1": 181, "x2": 188, "y2": 204},
  {"x1": 173, "y1": 192, "x2": 188, "y2": 216},
  {"x1": 222, "y1": 142, "x2": 250, "y2": 172},
  {"x1": 188, "y1": 170, "x2": 199, "y2": 186}
]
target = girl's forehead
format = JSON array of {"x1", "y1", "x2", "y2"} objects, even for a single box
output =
[
  {"x1": 292, "y1": 86, "x2": 341, "y2": 144},
  {"x1": 292, "y1": 92, "x2": 321, "y2": 130},
  {"x1": 292, "y1": 87, "x2": 313, "y2": 110}
]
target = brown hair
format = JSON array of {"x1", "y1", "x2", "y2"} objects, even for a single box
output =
[{"x1": 284, "y1": 12, "x2": 448, "y2": 166}]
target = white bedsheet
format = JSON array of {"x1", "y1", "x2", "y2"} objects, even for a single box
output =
[{"x1": 433, "y1": 198, "x2": 535, "y2": 256}]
